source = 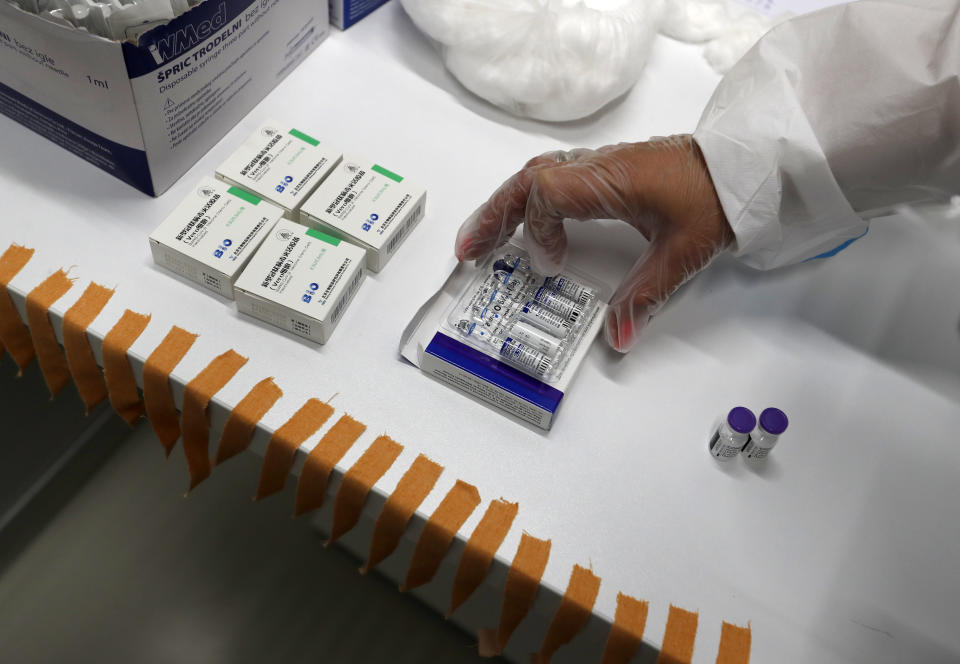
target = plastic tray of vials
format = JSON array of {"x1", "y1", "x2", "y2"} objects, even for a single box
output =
[{"x1": 441, "y1": 247, "x2": 604, "y2": 384}]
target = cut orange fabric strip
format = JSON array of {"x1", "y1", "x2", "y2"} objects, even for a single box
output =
[
  {"x1": 293, "y1": 414, "x2": 367, "y2": 516},
  {"x1": 142, "y1": 326, "x2": 198, "y2": 454},
  {"x1": 0, "y1": 244, "x2": 36, "y2": 373},
  {"x1": 363, "y1": 453, "x2": 443, "y2": 573},
  {"x1": 101, "y1": 310, "x2": 151, "y2": 426},
  {"x1": 715, "y1": 622, "x2": 751, "y2": 664},
  {"x1": 62, "y1": 282, "x2": 114, "y2": 411},
  {"x1": 327, "y1": 435, "x2": 403, "y2": 544},
  {"x1": 180, "y1": 349, "x2": 247, "y2": 490},
  {"x1": 402, "y1": 479, "x2": 481, "y2": 591},
  {"x1": 600, "y1": 593, "x2": 649, "y2": 664},
  {"x1": 448, "y1": 498, "x2": 518, "y2": 616},
  {"x1": 25, "y1": 269, "x2": 74, "y2": 397},
  {"x1": 657, "y1": 605, "x2": 699, "y2": 664},
  {"x1": 255, "y1": 398, "x2": 334, "y2": 500},
  {"x1": 477, "y1": 533, "x2": 552, "y2": 657},
  {"x1": 534, "y1": 564, "x2": 602, "y2": 664},
  {"x1": 213, "y1": 377, "x2": 283, "y2": 466}
]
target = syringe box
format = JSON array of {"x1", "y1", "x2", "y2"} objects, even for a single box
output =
[
  {"x1": 149, "y1": 176, "x2": 283, "y2": 299},
  {"x1": 400, "y1": 241, "x2": 609, "y2": 430},
  {"x1": 299, "y1": 157, "x2": 426, "y2": 272},
  {"x1": 0, "y1": 0, "x2": 328, "y2": 196},
  {"x1": 234, "y1": 219, "x2": 366, "y2": 344},
  {"x1": 215, "y1": 120, "x2": 342, "y2": 218}
]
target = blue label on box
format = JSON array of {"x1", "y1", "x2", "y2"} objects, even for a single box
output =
[
  {"x1": 342, "y1": 0, "x2": 390, "y2": 28},
  {"x1": 425, "y1": 332, "x2": 563, "y2": 414},
  {"x1": 0, "y1": 80, "x2": 154, "y2": 195}
]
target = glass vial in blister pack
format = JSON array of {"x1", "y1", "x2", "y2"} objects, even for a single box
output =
[
  {"x1": 532, "y1": 286, "x2": 582, "y2": 324},
  {"x1": 467, "y1": 284, "x2": 496, "y2": 312},
  {"x1": 499, "y1": 336, "x2": 553, "y2": 377},
  {"x1": 477, "y1": 311, "x2": 513, "y2": 338},
  {"x1": 493, "y1": 254, "x2": 533, "y2": 276},
  {"x1": 742, "y1": 408, "x2": 789, "y2": 460},
  {"x1": 520, "y1": 301, "x2": 572, "y2": 337},
  {"x1": 456, "y1": 321, "x2": 552, "y2": 377},
  {"x1": 508, "y1": 320, "x2": 562, "y2": 356},
  {"x1": 485, "y1": 270, "x2": 527, "y2": 297},
  {"x1": 475, "y1": 290, "x2": 521, "y2": 326},
  {"x1": 456, "y1": 318, "x2": 501, "y2": 343},
  {"x1": 709, "y1": 407, "x2": 756, "y2": 461},
  {"x1": 542, "y1": 275, "x2": 593, "y2": 307},
  {"x1": 495, "y1": 254, "x2": 596, "y2": 304},
  {"x1": 493, "y1": 268, "x2": 535, "y2": 291},
  {"x1": 466, "y1": 280, "x2": 510, "y2": 320}
]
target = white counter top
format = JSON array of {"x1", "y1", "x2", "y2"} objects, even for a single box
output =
[{"x1": 2, "y1": 4, "x2": 958, "y2": 662}]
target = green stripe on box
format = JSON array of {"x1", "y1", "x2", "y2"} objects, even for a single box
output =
[
  {"x1": 306, "y1": 228, "x2": 341, "y2": 246},
  {"x1": 372, "y1": 164, "x2": 403, "y2": 183},
  {"x1": 227, "y1": 187, "x2": 261, "y2": 205},
  {"x1": 289, "y1": 128, "x2": 320, "y2": 146}
]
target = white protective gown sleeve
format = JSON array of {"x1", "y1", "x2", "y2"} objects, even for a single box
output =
[{"x1": 693, "y1": 0, "x2": 960, "y2": 269}]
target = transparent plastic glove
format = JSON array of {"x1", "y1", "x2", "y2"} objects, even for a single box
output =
[{"x1": 454, "y1": 135, "x2": 733, "y2": 352}]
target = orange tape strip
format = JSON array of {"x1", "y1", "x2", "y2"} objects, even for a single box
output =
[
  {"x1": 402, "y1": 479, "x2": 481, "y2": 591},
  {"x1": 25, "y1": 269, "x2": 74, "y2": 397},
  {"x1": 8, "y1": 247, "x2": 754, "y2": 654},
  {"x1": 293, "y1": 414, "x2": 367, "y2": 516},
  {"x1": 363, "y1": 453, "x2": 443, "y2": 573},
  {"x1": 477, "y1": 533, "x2": 552, "y2": 657},
  {"x1": 62, "y1": 282, "x2": 114, "y2": 411},
  {"x1": 0, "y1": 245, "x2": 36, "y2": 373},
  {"x1": 213, "y1": 377, "x2": 283, "y2": 466},
  {"x1": 715, "y1": 622, "x2": 751, "y2": 664},
  {"x1": 657, "y1": 605, "x2": 699, "y2": 664},
  {"x1": 142, "y1": 326, "x2": 198, "y2": 455},
  {"x1": 600, "y1": 593, "x2": 650, "y2": 664},
  {"x1": 448, "y1": 498, "x2": 519, "y2": 616},
  {"x1": 328, "y1": 435, "x2": 403, "y2": 544},
  {"x1": 255, "y1": 398, "x2": 334, "y2": 500},
  {"x1": 101, "y1": 310, "x2": 151, "y2": 426},
  {"x1": 534, "y1": 564, "x2": 602, "y2": 664},
  {"x1": 181, "y1": 349, "x2": 247, "y2": 490}
]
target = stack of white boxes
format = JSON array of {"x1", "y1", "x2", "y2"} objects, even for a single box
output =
[{"x1": 150, "y1": 119, "x2": 426, "y2": 344}]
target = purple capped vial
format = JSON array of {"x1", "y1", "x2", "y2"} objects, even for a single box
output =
[
  {"x1": 742, "y1": 408, "x2": 789, "y2": 460},
  {"x1": 709, "y1": 407, "x2": 756, "y2": 461}
]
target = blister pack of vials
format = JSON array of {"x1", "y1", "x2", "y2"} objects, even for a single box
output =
[
  {"x1": 442, "y1": 247, "x2": 604, "y2": 384},
  {"x1": 401, "y1": 239, "x2": 609, "y2": 429}
]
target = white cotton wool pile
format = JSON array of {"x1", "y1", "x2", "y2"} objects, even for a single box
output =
[
  {"x1": 399, "y1": 0, "x2": 782, "y2": 122},
  {"x1": 660, "y1": 0, "x2": 730, "y2": 42},
  {"x1": 399, "y1": 0, "x2": 665, "y2": 122}
]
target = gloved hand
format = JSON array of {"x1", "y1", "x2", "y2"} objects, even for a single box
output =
[{"x1": 454, "y1": 135, "x2": 733, "y2": 353}]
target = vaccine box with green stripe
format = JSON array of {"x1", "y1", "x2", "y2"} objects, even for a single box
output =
[
  {"x1": 299, "y1": 157, "x2": 426, "y2": 271},
  {"x1": 149, "y1": 177, "x2": 283, "y2": 299},
  {"x1": 215, "y1": 120, "x2": 342, "y2": 218},
  {"x1": 234, "y1": 219, "x2": 366, "y2": 344}
]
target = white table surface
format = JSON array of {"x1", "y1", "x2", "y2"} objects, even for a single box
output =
[{"x1": 2, "y1": 4, "x2": 960, "y2": 662}]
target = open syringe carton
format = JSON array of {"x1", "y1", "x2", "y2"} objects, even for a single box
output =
[
  {"x1": 0, "y1": 0, "x2": 328, "y2": 195},
  {"x1": 401, "y1": 240, "x2": 610, "y2": 430}
]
